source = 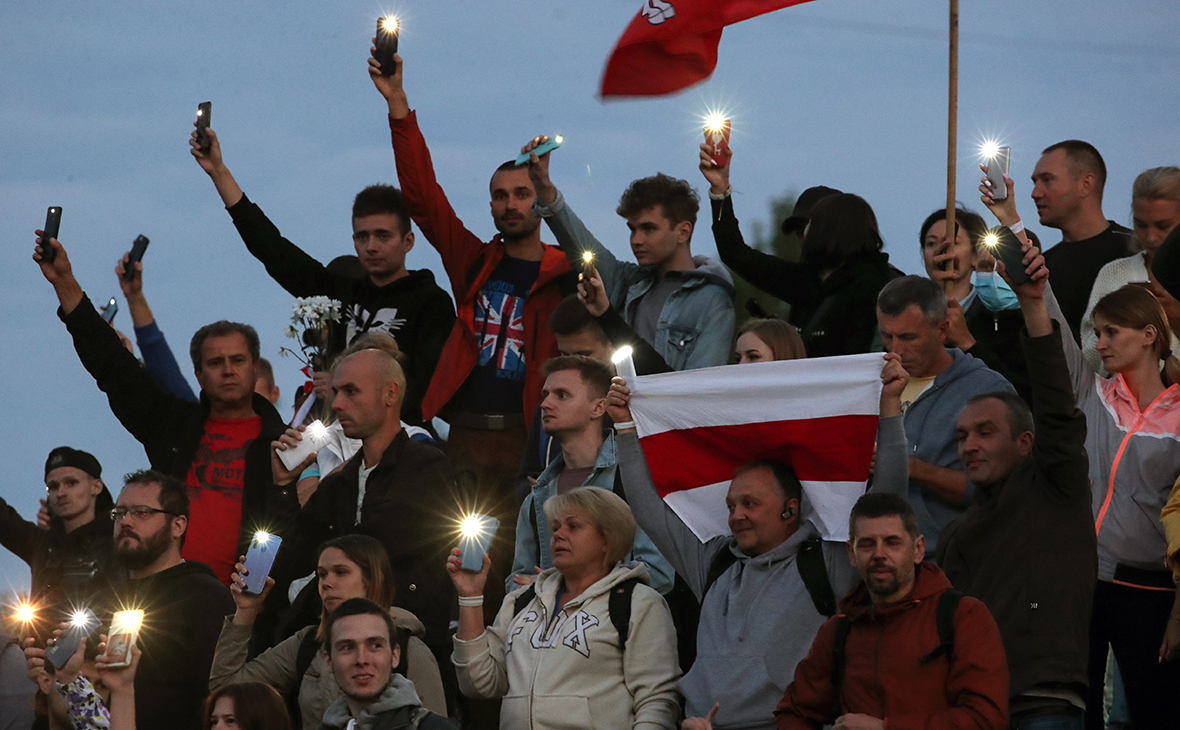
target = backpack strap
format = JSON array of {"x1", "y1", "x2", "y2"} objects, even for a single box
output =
[
  {"x1": 829, "y1": 615, "x2": 853, "y2": 723},
  {"x1": 608, "y1": 577, "x2": 642, "y2": 650},
  {"x1": 702, "y1": 547, "x2": 739, "y2": 600},
  {"x1": 513, "y1": 585, "x2": 538, "y2": 618},
  {"x1": 289, "y1": 629, "x2": 323, "y2": 727},
  {"x1": 797, "y1": 535, "x2": 837, "y2": 618},
  {"x1": 919, "y1": 589, "x2": 963, "y2": 665}
]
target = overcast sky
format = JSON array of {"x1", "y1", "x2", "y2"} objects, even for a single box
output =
[{"x1": 2, "y1": 0, "x2": 1178, "y2": 592}]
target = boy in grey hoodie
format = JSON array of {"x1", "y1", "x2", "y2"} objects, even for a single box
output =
[{"x1": 319, "y1": 599, "x2": 454, "y2": 730}]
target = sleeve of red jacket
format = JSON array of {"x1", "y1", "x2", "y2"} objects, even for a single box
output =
[
  {"x1": 387, "y1": 111, "x2": 486, "y2": 296},
  {"x1": 774, "y1": 619, "x2": 837, "y2": 730},
  {"x1": 884, "y1": 597, "x2": 1009, "y2": 730}
]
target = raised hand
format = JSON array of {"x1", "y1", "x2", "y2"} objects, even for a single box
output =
[
  {"x1": 978, "y1": 165, "x2": 1021, "y2": 228},
  {"x1": 190, "y1": 124, "x2": 225, "y2": 174},
  {"x1": 698, "y1": 143, "x2": 731, "y2": 197},
  {"x1": 446, "y1": 547, "x2": 490, "y2": 598},
  {"x1": 521, "y1": 135, "x2": 559, "y2": 207},
  {"x1": 271, "y1": 426, "x2": 316, "y2": 487},
  {"x1": 229, "y1": 554, "x2": 274, "y2": 624},
  {"x1": 605, "y1": 378, "x2": 635, "y2": 425},
  {"x1": 879, "y1": 353, "x2": 910, "y2": 417},
  {"x1": 577, "y1": 265, "x2": 610, "y2": 317}
]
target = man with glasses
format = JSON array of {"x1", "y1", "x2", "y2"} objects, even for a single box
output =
[
  {"x1": 190, "y1": 128, "x2": 454, "y2": 426},
  {"x1": 99, "y1": 470, "x2": 234, "y2": 730}
]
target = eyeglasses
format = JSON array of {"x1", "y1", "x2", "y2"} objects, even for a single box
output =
[{"x1": 110, "y1": 506, "x2": 177, "y2": 522}]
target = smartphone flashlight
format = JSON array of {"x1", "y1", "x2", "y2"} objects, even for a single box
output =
[
  {"x1": 458, "y1": 514, "x2": 499, "y2": 572},
  {"x1": 41, "y1": 206, "x2": 62, "y2": 263},
  {"x1": 196, "y1": 102, "x2": 212, "y2": 150},
  {"x1": 103, "y1": 610, "x2": 144, "y2": 668},
  {"x1": 703, "y1": 115, "x2": 732, "y2": 168},
  {"x1": 375, "y1": 17, "x2": 400, "y2": 75},
  {"x1": 581, "y1": 251, "x2": 597, "y2": 282}
]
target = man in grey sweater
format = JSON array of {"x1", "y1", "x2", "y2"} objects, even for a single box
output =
[{"x1": 605, "y1": 357, "x2": 910, "y2": 730}]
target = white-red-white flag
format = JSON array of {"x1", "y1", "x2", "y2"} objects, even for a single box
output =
[{"x1": 629, "y1": 354, "x2": 883, "y2": 542}]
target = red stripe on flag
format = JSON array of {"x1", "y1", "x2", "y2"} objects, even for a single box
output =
[{"x1": 639, "y1": 414, "x2": 878, "y2": 498}]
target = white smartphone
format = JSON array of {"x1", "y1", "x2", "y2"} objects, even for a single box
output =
[
  {"x1": 984, "y1": 146, "x2": 1011, "y2": 201},
  {"x1": 277, "y1": 421, "x2": 329, "y2": 471}
]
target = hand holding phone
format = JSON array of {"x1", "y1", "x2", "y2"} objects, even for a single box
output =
[
  {"x1": 374, "y1": 17, "x2": 400, "y2": 75},
  {"x1": 515, "y1": 135, "x2": 563, "y2": 167},
  {"x1": 101, "y1": 297, "x2": 119, "y2": 324},
  {"x1": 983, "y1": 146, "x2": 1011, "y2": 201},
  {"x1": 45, "y1": 610, "x2": 99, "y2": 671},
  {"x1": 123, "y1": 235, "x2": 150, "y2": 281},
  {"x1": 101, "y1": 610, "x2": 143, "y2": 669},
  {"x1": 989, "y1": 226, "x2": 1030, "y2": 286},
  {"x1": 40, "y1": 207, "x2": 62, "y2": 263},
  {"x1": 459, "y1": 514, "x2": 500, "y2": 572},
  {"x1": 195, "y1": 102, "x2": 212, "y2": 150},
  {"x1": 704, "y1": 119, "x2": 732, "y2": 168},
  {"x1": 241, "y1": 532, "x2": 282, "y2": 595}
]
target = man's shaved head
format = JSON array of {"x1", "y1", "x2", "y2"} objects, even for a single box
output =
[{"x1": 338, "y1": 349, "x2": 406, "y2": 397}]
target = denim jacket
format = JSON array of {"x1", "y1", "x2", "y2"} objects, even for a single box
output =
[
  {"x1": 508, "y1": 431, "x2": 676, "y2": 594},
  {"x1": 535, "y1": 190, "x2": 736, "y2": 370}
]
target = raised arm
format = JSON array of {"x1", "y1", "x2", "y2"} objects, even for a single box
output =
[
  {"x1": 117, "y1": 253, "x2": 198, "y2": 402},
  {"x1": 579, "y1": 268, "x2": 672, "y2": 374},
  {"x1": 872, "y1": 354, "x2": 911, "y2": 496}
]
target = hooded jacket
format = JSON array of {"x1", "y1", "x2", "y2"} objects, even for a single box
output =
[
  {"x1": 902, "y1": 349, "x2": 1014, "y2": 554},
  {"x1": 710, "y1": 195, "x2": 894, "y2": 358},
  {"x1": 387, "y1": 111, "x2": 576, "y2": 427},
  {"x1": 452, "y1": 562, "x2": 681, "y2": 730},
  {"x1": 226, "y1": 195, "x2": 456, "y2": 425},
  {"x1": 775, "y1": 562, "x2": 1009, "y2": 730},
  {"x1": 210, "y1": 606, "x2": 447, "y2": 730},
  {"x1": 937, "y1": 325, "x2": 1096, "y2": 701},
  {"x1": 319, "y1": 674, "x2": 455, "y2": 730},
  {"x1": 535, "y1": 189, "x2": 736, "y2": 370},
  {"x1": 59, "y1": 295, "x2": 297, "y2": 567}
]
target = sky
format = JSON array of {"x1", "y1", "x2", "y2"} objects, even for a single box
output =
[{"x1": 2, "y1": 0, "x2": 1179, "y2": 593}]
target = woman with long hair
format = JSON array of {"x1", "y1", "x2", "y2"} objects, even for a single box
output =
[{"x1": 204, "y1": 683, "x2": 292, "y2": 730}]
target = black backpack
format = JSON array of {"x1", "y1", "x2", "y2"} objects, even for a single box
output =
[
  {"x1": 701, "y1": 535, "x2": 838, "y2": 618},
  {"x1": 512, "y1": 576, "x2": 642, "y2": 650},
  {"x1": 828, "y1": 589, "x2": 963, "y2": 722}
]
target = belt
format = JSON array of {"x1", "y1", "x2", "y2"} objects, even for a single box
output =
[{"x1": 446, "y1": 411, "x2": 526, "y2": 431}]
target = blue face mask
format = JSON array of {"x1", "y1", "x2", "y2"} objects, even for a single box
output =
[{"x1": 974, "y1": 271, "x2": 1020, "y2": 312}]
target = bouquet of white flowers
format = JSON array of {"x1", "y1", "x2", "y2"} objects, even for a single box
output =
[{"x1": 278, "y1": 296, "x2": 343, "y2": 369}]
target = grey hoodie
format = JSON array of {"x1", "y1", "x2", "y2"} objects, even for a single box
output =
[
  {"x1": 902, "y1": 348, "x2": 1014, "y2": 554},
  {"x1": 615, "y1": 415, "x2": 908, "y2": 730},
  {"x1": 318, "y1": 675, "x2": 453, "y2": 730}
]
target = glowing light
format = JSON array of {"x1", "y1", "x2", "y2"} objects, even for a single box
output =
[
  {"x1": 14, "y1": 602, "x2": 36, "y2": 624},
  {"x1": 704, "y1": 113, "x2": 728, "y2": 133},
  {"x1": 254, "y1": 531, "x2": 272, "y2": 544},
  {"x1": 582, "y1": 251, "x2": 594, "y2": 264},
  {"x1": 979, "y1": 139, "x2": 1001, "y2": 160},
  {"x1": 69, "y1": 609, "x2": 92, "y2": 628},
  {"x1": 111, "y1": 610, "x2": 144, "y2": 634},
  {"x1": 611, "y1": 346, "x2": 633, "y2": 365},
  {"x1": 554, "y1": 135, "x2": 563, "y2": 145},
  {"x1": 196, "y1": 107, "x2": 204, "y2": 117},
  {"x1": 459, "y1": 514, "x2": 487, "y2": 539},
  {"x1": 381, "y1": 16, "x2": 400, "y2": 32},
  {"x1": 983, "y1": 232, "x2": 1000, "y2": 248},
  {"x1": 306, "y1": 420, "x2": 328, "y2": 440}
]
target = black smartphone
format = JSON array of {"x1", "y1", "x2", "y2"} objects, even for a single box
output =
[
  {"x1": 375, "y1": 17, "x2": 399, "y2": 75},
  {"x1": 124, "y1": 235, "x2": 150, "y2": 281},
  {"x1": 990, "y1": 227, "x2": 1030, "y2": 286},
  {"x1": 41, "y1": 206, "x2": 62, "y2": 263},
  {"x1": 196, "y1": 101, "x2": 212, "y2": 150},
  {"x1": 45, "y1": 610, "x2": 99, "y2": 671},
  {"x1": 102, "y1": 298, "x2": 119, "y2": 324}
]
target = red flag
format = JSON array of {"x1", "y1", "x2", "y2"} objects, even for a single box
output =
[{"x1": 601, "y1": 0, "x2": 817, "y2": 98}]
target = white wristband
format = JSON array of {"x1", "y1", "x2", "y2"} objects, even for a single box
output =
[
  {"x1": 708, "y1": 187, "x2": 732, "y2": 201},
  {"x1": 458, "y1": 595, "x2": 484, "y2": 608},
  {"x1": 613, "y1": 421, "x2": 637, "y2": 432},
  {"x1": 1007, "y1": 220, "x2": 1024, "y2": 235}
]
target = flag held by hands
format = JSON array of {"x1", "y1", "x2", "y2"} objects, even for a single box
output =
[
  {"x1": 628, "y1": 354, "x2": 883, "y2": 542},
  {"x1": 601, "y1": 0, "x2": 819, "y2": 98}
]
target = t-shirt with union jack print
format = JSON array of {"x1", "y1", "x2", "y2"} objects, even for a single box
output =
[{"x1": 457, "y1": 256, "x2": 541, "y2": 415}]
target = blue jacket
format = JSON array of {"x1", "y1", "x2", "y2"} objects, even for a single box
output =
[
  {"x1": 508, "y1": 430, "x2": 676, "y2": 594},
  {"x1": 535, "y1": 190, "x2": 736, "y2": 370},
  {"x1": 903, "y1": 348, "x2": 1015, "y2": 554}
]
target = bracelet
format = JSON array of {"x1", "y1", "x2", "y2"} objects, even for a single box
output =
[
  {"x1": 708, "y1": 187, "x2": 732, "y2": 201},
  {"x1": 613, "y1": 421, "x2": 637, "y2": 432},
  {"x1": 1007, "y1": 220, "x2": 1024, "y2": 235},
  {"x1": 458, "y1": 595, "x2": 484, "y2": 608}
]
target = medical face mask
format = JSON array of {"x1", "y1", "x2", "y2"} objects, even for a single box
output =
[{"x1": 974, "y1": 270, "x2": 1020, "y2": 312}]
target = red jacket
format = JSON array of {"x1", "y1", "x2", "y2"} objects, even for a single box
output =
[
  {"x1": 388, "y1": 112, "x2": 574, "y2": 428},
  {"x1": 775, "y1": 562, "x2": 1008, "y2": 730}
]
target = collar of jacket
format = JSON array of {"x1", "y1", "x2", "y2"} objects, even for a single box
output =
[
  {"x1": 839, "y1": 561, "x2": 953, "y2": 621},
  {"x1": 533, "y1": 429, "x2": 618, "y2": 490},
  {"x1": 458, "y1": 235, "x2": 573, "y2": 305}
]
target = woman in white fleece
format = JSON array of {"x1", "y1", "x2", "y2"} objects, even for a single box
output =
[{"x1": 447, "y1": 486, "x2": 681, "y2": 730}]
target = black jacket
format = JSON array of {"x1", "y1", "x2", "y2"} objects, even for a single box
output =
[
  {"x1": 60, "y1": 295, "x2": 297, "y2": 557},
  {"x1": 277, "y1": 430, "x2": 461, "y2": 646},
  {"x1": 963, "y1": 297, "x2": 1032, "y2": 404},
  {"x1": 227, "y1": 194, "x2": 456, "y2": 425},
  {"x1": 95, "y1": 560, "x2": 235, "y2": 730},
  {"x1": 711, "y1": 196, "x2": 894, "y2": 357},
  {"x1": 938, "y1": 324, "x2": 1096, "y2": 700}
]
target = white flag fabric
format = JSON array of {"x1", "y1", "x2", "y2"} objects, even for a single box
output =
[{"x1": 629, "y1": 353, "x2": 884, "y2": 542}]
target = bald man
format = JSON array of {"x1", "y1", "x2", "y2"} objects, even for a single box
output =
[{"x1": 271, "y1": 347, "x2": 461, "y2": 659}]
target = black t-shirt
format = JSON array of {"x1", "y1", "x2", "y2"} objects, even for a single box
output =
[
  {"x1": 457, "y1": 256, "x2": 542, "y2": 415},
  {"x1": 1042, "y1": 221, "x2": 1134, "y2": 343}
]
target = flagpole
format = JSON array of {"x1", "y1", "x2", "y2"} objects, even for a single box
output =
[{"x1": 944, "y1": 0, "x2": 959, "y2": 293}]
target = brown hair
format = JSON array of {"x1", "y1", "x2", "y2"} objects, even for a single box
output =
[
  {"x1": 1042, "y1": 140, "x2": 1107, "y2": 197},
  {"x1": 736, "y1": 319, "x2": 807, "y2": 361},
  {"x1": 315, "y1": 534, "x2": 396, "y2": 639},
  {"x1": 542, "y1": 355, "x2": 614, "y2": 399},
  {"x1": 1092, "y1": 284, "x2": 1178, "y2": 384},
  {"x1": 616, "y1": 173, "x2": 699, "y2": 230},
  {"x1": 203, "y1": 682, "x2": 291, "y2": 730}
]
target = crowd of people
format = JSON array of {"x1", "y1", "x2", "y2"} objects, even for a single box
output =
[{"x1": 2, "y1": 46, "x2": 1180, "y2": 730}]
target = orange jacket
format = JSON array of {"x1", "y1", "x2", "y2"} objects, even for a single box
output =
[
  {"x1": 388, "y1": 112, "x2": 574, "y2": 427},
  {"x1": 775, "y1": 562, "x2": 1009, "y2": 730}
]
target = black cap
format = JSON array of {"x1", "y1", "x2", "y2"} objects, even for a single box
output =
[
  {"x1": 45, "y1": 447, "x2": 102, "y2": 479},
  {"x1": 781, "y1": 185, "x2": 842, "y2": 236}
]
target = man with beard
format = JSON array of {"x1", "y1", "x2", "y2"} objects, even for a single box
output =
[
  {"x1": 368, "y1": 51, "x2": 575, "y2": 551},
  {"x1": 774, "y1": 494, "x2": 1008, "y2": 730},
  {"x1": 99, "y1": 470, "x2": 234, "y2": 730}
]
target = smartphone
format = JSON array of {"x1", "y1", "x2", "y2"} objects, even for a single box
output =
[
  {"x1": 277, "y1": 421, "x2": 329, "y2": 471},
  {"x1": 990, "y1": 226, "x2": 1030, "y2": 286},
  {"x1": 242, "y1": 532, "x2": 282, "y2": 594},
  {"x1": 984, "y1": 146, "x2": 1011, "y2": 201},
  {"x1": 123, "y1": 235, "x2": 150, "y2": 281},
  {"x1": 514, "y1": 136, "x2": 563, "y2": 167},
  {"x1": 375, "y1": 17, "x2": 399, "y2": 75},
  {"x1": 41, "y1": 206, "x2": 62, "y2": 263},
  {"x1": 704, "y1": 119, "x2": 732, "y2": 168},
  {"x1": 196, "y1": 102, "x2": 212, "y2": 150},
  {"x1": 46, "y1": 610, "x2": 99, "y2": 670},
  {"x1": 102, "y1": 610, "x2": 144, "y2": 668},
  {"x1": 459, "y1": 514, "x2": 500, "y2": 572},
  {"x1": 102, "y1": 297, "x2": 119, "y2": 323}
]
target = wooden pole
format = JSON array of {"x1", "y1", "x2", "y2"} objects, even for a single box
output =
[{"x1": 944, "y1": 0, "x2": 959, "y2": 291}]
